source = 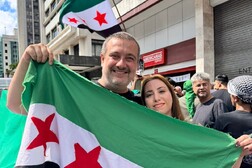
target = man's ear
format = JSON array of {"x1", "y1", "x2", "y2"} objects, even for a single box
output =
[
  {"x1": 232, "y1": 95, "x2": 239, "y2": 102},
  {"x1": 100, "y1": 54, "x2": 104, "y2": 67}
]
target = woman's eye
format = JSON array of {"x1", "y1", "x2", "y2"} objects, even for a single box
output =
[
  {"x1": 159, "y1": 90, "x2": 165, "y2": 94},
  {"x1": 145, "y1": 93, "x2": 152, "y2": 98}
]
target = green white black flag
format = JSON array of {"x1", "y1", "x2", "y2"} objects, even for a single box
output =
[{"x1": 16, "y1": 61, "x2": 241, "y2": 167}]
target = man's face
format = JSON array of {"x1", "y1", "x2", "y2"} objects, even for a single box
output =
[
  {"x1": 214, "y1": 80, "x2": 221, "y2": 90},
  {"x1": 193, "y1": 80, "x2": 211, "y2": 99},
  {"x1": 100, "y1": 38, "x2": 138, "y2": 92}
]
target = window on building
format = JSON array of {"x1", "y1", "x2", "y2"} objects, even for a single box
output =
[
  {"x1": 4, "y1": 43, "x2": 7, "y2": 47},
  {"x1": 45, "y1": 8, "x2": 49, "y2": 17},
  {"x1": 64, "y1": 50, "x2": 69, "y2": 55},
  {"x1": 51, "y1": 0, "x2": 56, "y2": 11},
  {"x1": 5, "y1": 56, "x2": 8, "y2": 60},
  {"x1": 5, "y1": 50, "x2": 7, "y2": 53},
  {"x1": 73, "y1": 44, "x2": 79, "y2": 56},
  {"x1": 92, "y1": 39, "x2": 104, "y2": 56},
  {"x1": 52, "y1": 26, "x2": 57, "y2": 39},
  {"x1": 5, "y1": 62, "x2": 8, "y2": 66},
  {"x1": 112, "y1": 0, "x2": 122, "y2": 6},
  {"x1": 46, "y1": 33, "x2": 51, "y2": 43}
]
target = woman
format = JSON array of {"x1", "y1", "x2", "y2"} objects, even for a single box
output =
[
  {"x1": 141, "y1": 74, "x2": 184, "y2": 120},
  {"x1": 141, "y1": 74, "x2": 252, "y2": 167}
]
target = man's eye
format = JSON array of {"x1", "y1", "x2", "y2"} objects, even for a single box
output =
[
  {"x1": 111, "y1": 55, "x2": 119, "y2": 59},
  {"x1": 126, "y1": 56, "x2": 136, "y2": 62}
]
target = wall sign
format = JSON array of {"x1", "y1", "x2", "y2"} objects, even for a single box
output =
[
  {"x1": 170, "y1": 73, "x2": 191, "y2": 83},
  {"x1": 142, "y1": 49, "x2": 166, "y2": 68},
  {"x1": 239, "y1": 66, "x2": 252, "y2": 74}
]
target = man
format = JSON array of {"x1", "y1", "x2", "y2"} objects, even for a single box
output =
[
  {"x1": 97, "y1": 32, "x2": 142, "y2": 104},
  {"x1": 212, "y1": 74, "x2": 235, "y2": 111},
  {"x1": 179, "y1": 80, "x2": 200, "y2": 122},
  {"x1": 191, "y1": 72, "x2": 228, "y2": 128},
  {"x1": 214, "y1": 75, "x2": 252, "y2": 138},
  {"x1": 214, "y1": 75, "x2": 252, "y2": 168},
  {"x1": 174, "y1": 86, "x2": 184, "y2": 97},
  {"x1": 7, "y1": 32, "x2": 142, "y2": 114}
]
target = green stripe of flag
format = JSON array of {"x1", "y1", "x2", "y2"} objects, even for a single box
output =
[
  {"x1": 59, "y1": 0, "x2": 105, "y2": 26},
  {"x1": 22, "y1": 61, "x2": 241, "y2": 168}
]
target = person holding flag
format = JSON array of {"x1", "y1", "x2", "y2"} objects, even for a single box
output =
[
  {"x1": 7, "y1": 31, "x2": 141, "y2": 115},
  {"x1": 6, "y1": 31, "x2": 252, "y2": 167}
]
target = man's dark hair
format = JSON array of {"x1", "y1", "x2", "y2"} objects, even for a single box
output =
[
  {"x1": 215, "y1": 74, "x2": 229, "y2": 84},
  {"x1": 167, "y1": 77, "x2": 176, "y2": 86}
]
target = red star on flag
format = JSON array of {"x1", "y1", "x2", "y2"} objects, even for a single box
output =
[
  {"x1": 65, "y1": 143, "x2": 101, "y2": 168},
  {"x1": 68, "y1": 17, "x2": 78, "y2": 24},
  {"x1": 26, "y1": 113, "x2": 59, "y2": 156},
  {"x1": 93, "y1": 11, "x2": 108, "y2": 26}
]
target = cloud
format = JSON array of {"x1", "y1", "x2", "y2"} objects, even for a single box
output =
[
  {"x1": 8, "y1": 0, "x2": 16, "y2": 9},
  {"x1": 0, "y1": 0, "x2": 17, "y2": 36},
  {"x1": 0, "y1": 10, "x2": 17, "y2": 36}
]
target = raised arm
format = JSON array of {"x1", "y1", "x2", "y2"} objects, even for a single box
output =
[
  {"x1": 232, "y1": 134, "x2": 252, "y2": 168},
  {"x1": 7, "y1": 44, "x2": 54, "y2": 114}
]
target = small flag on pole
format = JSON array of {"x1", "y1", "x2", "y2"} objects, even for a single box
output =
[{"x1": 59, "y1": 0, "x2": 122, "y2": 38}]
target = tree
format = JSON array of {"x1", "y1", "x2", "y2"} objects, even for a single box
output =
[{"x1": 5, "y1": 62, "x2": 18, "y2": 77}]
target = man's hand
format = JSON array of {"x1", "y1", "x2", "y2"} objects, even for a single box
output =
[{"x1": 22, "y1": 43, "x2": 54, "y2": 65}]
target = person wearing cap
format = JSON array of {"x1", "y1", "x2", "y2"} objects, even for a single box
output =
[
  {"x1": 191, "y1": 72, "x2": 228, "y2": 128},
  {"x1": 212, "y1": 74, "x2": 235, "y2": 112},
  {"x1": 214, "y1": 75, "x2": 252, "y2": 168}
]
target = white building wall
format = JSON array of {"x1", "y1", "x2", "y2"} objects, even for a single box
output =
[
  {"x1": 119, "y1": 0, "x2": 195, "y2": 75},
  {"x1": 17, "y1": 0, "x2": 27, "y2": 56},
  {"x1": 2, "y1": 34, "x2": 18, "y2": 77},
  {"x1": 122, "y1": 0, "x2": 195, "y2": 55}
]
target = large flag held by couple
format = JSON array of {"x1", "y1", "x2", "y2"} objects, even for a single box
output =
[
  {"x1": 15, "y1": 60, "x2": 241, "y2": 167},
  {"x1": 0, "y1": 90, "x2": 27, "y2": 167},
  {"x1": 59, "y1": 0, "x2": 122, "y2": 38}
]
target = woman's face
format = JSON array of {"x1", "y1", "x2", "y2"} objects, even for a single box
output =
[{"x1": 144, "y1": 79, "x2": 173, "y2": 116}]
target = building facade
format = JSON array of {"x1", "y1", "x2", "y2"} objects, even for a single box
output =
[
  {"x1": 0, "y1": 29, "x2": 19, "y2": 78},
  {"x1": 17, "y1": 0, "x2": 41, "y2": 55},
  {"x1": 37, "y1": 0, "x2": 251, "y2": 83}
]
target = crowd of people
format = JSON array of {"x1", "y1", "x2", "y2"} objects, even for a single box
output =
[{"x1": 6, "y1": 31, "x2": 252, "y2": 167}]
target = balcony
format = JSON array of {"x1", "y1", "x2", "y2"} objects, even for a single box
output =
[{"x1": 59, "y1": 55, "x2": 102, "y2": 78}]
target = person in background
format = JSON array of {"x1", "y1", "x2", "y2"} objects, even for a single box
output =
[
  {"x1": 141, "y1": 74, "x2": 184, "y2": 120},
  {"x1": 191, "y1": 72, "x2": 228, "y2": 128},
  {"x1": 140, "y1": 74, "x2": 252, "y2": 168},
  {"x1": 174, "y1": 85, "x2": 184, "y2": 97},
  {"x1": 214, "y1": 75, "x2": 252, "y2": 168},
  {"x1": 179, "y1": 80, "x2": 200, "y2": 122},
  {"x1": 7, "y1": 32, "x2": 142, "y2": 114},
  {"x1": 212, "y1": 74, "x2": 235, "y2": 112}
]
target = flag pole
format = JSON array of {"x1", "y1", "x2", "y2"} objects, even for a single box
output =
[{"x1": 111, "y1": 0, "x2": 127, "y2": 32}]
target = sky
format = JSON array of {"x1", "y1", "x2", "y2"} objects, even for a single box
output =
[{"x1": 0, "y1": 0, "x2": 17, "y2": 37}]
